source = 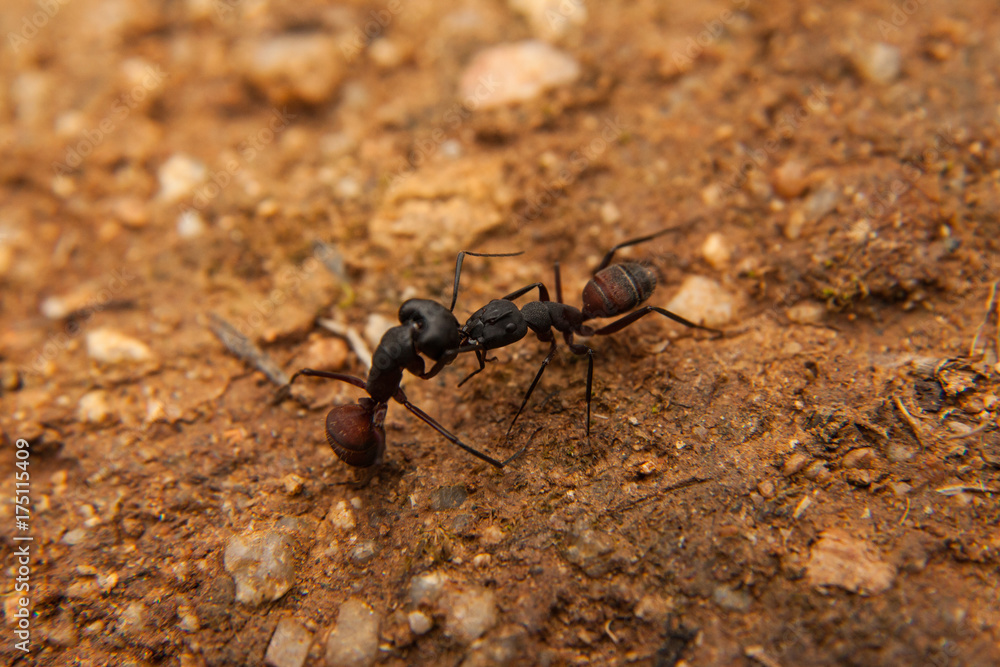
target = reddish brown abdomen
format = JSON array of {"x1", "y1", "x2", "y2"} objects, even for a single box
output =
[{"x1": 581, "y1": 262, "x2": 657, "y2": 319}]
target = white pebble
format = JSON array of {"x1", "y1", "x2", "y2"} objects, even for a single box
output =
[
  {"x1": 444, "y1": 587, "x2": 498, "y2": 643},
  {"x1": 157, "y1": 154, "x2": 206, "y2": 203},
  {"x1": 600, "y1": 201, "x2": 621, "y2": 224},
  {"x1": 852, "y1": 42, "x2": 902, "y2": 85},
  {"x1": 177, "y1": 210, "x2": 206, "y2": 239},
  {"x1": 223, "y1": 530, "x2": 296, "y2": 606},
  {"x1": 324, "y1": 599, "x2": 380, "y2": 667},
  {"x1": 328, "y1": 500, "x2": 356, "y2": 531},
  {"x1": 458, "y1": 40, "x2": 580, "y2": 110},
  {"x1": 665, "y1": 276, "x2": 737, "y2": 328},
  {"x1": 407, "y1": 611, "x2": 433, "y2": 635},
  {"x1": 786, "y1": 301, "x2": 825, "y2": 324},
  {"x1": 86, "y1": 328, "x2": 154, "y2": 364},
  {"x1": 78, "y1": 390, "x2": 113, "y2": 424},
  {"x1": 701, "y1": 232, "x2": 731, "y2": 270},
  {"x1": 265, "y1": 617, "x2": 313, "y2": 667}
]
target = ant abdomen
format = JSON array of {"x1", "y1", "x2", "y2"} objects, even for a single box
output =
[
  {"x1": 324, "y1": 398, "x2": 387, "y2": 467},
  {"x1": 581, "y1": 261, "x2": 657, "y2": 320}
]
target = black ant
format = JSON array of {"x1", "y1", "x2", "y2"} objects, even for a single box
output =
[
  {"x1": 458, "y1": 228, "x2": 721, "y2": 447},
  {"x1": 277, "y1": 252, "x2": 523, "y2": 469}
]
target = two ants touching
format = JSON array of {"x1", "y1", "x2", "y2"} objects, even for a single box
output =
[{"x1": 276, "y1": 228, "x2": 721, "y2": 469}]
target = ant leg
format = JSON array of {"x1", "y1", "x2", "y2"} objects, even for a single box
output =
[
  {"x1": 590, "y1": 306, "x2": 722, "y2": 337},
  {"x1": 591, "y1": 220, "x2": 703, "y2": 273},
  {"x1": 457, "y1": 349, "x2": 488, "y2": 387},
  {"x1": 502, "y1": 282, "x2": 551, "y2": 302},
  {"x1": 504, "y1": 339, "x2": 558, "y2": 439},
  {"x1": 449, "y1": 251, "x2": 524, "y2": 312},
  {"x1": 274, "y1": 368, "x2": 367, "y2": 403},
  {"x1": 393, "y1": 387, "x2": 505, "y2": 468},
  {"x1": 554, "y1": 261, "x2": 564, "y2": 304}
]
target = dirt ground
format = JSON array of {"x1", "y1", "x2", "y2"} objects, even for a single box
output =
[{"x1": 2, "y1": 0, "x2": 1000, "y2": 665}]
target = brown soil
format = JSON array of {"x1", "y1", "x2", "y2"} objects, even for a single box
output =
[{"x1": 2, "y1": 1, "x2": 999, "y2": 666}]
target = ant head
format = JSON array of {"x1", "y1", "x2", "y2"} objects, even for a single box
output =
[
  {"x1": 398, "y1": 298, "x2": 461, "y2": 360},
  {"x1": 325, "y1": 398, "x2": 386, "y2": 467},
  {"x1": 462, "y1": 299, "x2": 527, "y2": 348}
]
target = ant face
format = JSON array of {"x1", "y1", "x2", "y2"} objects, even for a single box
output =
[
  {"x1": 325, "y1": 397, "x2": 387, "y2": 467},
  {"x1": 398, "y1": 299, "x2": 461, "y2": 360}
]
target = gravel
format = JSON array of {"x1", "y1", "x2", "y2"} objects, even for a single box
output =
[{"x1": 444, "y1": 587, "x2": 498, "y2": 643}]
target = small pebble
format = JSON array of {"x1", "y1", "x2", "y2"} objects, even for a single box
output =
[
  {"x1": 328, "y1": 500, "x2": 357, "y2": 531},
  {"x1": 281, "y1": 474, "x2": 305, "y2": 496},
  {"x1": 664, "y1": 276, "x2": 737, "y2": 328},
  {"x1": 444, "y1": 587, "x2": 498, "y2": 643},
  {"x1": 300, "y1": 336, "x2": 349, "y2": 372},
  {"x1": 157, "y1": 154, "x2": 206, "y2": 203},
  {"x1": 86, "y1": 328, "x2": 154, "y2": 364},
  {"x1": 177, "y1": 210, "x2": 206, "y2": 239},
  {"x1": 561, "y1": 528, "x2": 618, "y2": 578},
  {"x1": 223, "y1": 530, "x2": 296, "y2": 606},
  {"x1": 771, "y1": 159, "x2": 809, "y2": 199},
  {"x1": 786, "y1": 301, "x2": 825, "y2": 324},
  {"x1": 756, "y1": 480, "x2": 775, "y2": 498},
  {"x1": 409, "y1": 572, "x2": 448, "y2": 607},
  {"x1": 368, "y1": 39, "x2": 405, "y2": 69},
  {"x1": 407, "y1": 611, "x2": 433, "y2": 635},
  {"x1": 240, "y1": 34, "x2": 345, "y2": 105},
  {"x1": 803, "y1": 184, "x2": 839, "y2": 221},
  {"x1": 841, "y1": 447, "x2": 875, "y2": 469},
  {"x1": 712, "y1": 585, "x2": 751, "y2": 612},
  {"x1": 784, "y1": 209, "x2": 807, "y2": 240},
  {"x1": 458, "y1": 40, "x2": 580, "y2": 109},
  {"x1": 600, "y1": 201, "x2": 621, "y2": 224},
  {"x1": 701, "y1": 232, "x2": 732, "y2": 270},
  {"x1": 177, "y1": 606, "x2": 199, "y2": 633},
  {"x1": 349, "y1": 541, "x2": 377, "y2": 566},
  {"x1": 806, "y1": 529, "x2": 895, "y2": 594},
  {"x1": 634, "y1": 594, "x2": 674, "y2": 623},
  {"x1": 78, "y1": 390, "x2": 113, "y2": 424},
  {"x1": 265, "y1": 617, "x2": 314, "y2": 667},
  {"x1": 852, "y1": 42, "x2": 902, "y2": 85},
  {"x1": 325, "y1": 599, "x2": 380, "y2": 667},
  {"x1": 472, "y1": 553, "x2": 492, "y2": 568},
  {"x1": 117, "y1": 602, "x2": 148, "y2": 636},
  {"x1": 431, "y1": 485, "x2": 468, "y2": 510},
  {"x1": 783, "y1": 452, "x2": 811, "y2": 476}
]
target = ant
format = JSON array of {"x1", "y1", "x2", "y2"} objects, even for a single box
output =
[
  {"x1": 276, "y1": 251, "x2": 524, "y2": 469},
  {"x1": 458, "y1": 228, "x2": 722, "y2": 447}
]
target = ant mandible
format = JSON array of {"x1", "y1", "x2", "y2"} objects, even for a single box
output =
[
  {"x1": 277, "y1": 251, "x2": 523, "y2": 469},
  {"x1": 458, "y1": 228, "x2": 722, "y2": 447}
]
